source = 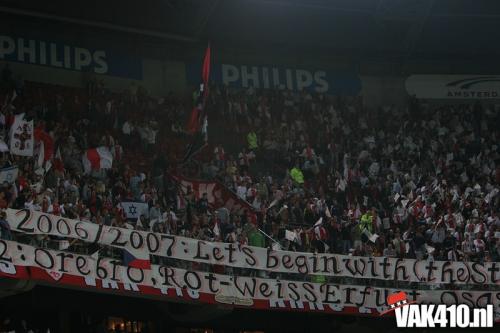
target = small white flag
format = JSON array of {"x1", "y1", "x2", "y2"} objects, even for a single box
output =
[
  {"x1": 268, "y1": 199, "x2": 279, "y2": 209},
  {"x1": 149, "y1": 218, "x2": 159, "y2": 229},
  {"x1": 325, "y1": 206, "x2": 332, "y2": 218},
  {"x1": 323, "y1": 242, "x2": 330, "y2": 252},
  {"x1": 277, "y1": 205, "x2": 288, "y2": 215},
  {"x1": 35, "y1": 140, "x2": 45, "y2": 170},
  {"x1": 272, "y1": 242, "x2": 281, "y2": 251},
  {"x1": 368, "y1": 233, "x2": 379, "y2": 243},
  {"x1": 44, "y1": 159, "x2": 52, "y2": 173},
  {"x1": 213, "y1": 220, "x2": 220, "y2": 237},
  {"x1": 90, "y1": 251, "x2": 99, "y2": 261},
  {"x1": 285, "y1": 230, "x2": 298, "y2": 243}
]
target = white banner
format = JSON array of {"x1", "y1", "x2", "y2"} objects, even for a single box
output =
[
  {"x1": 9, "y1": 116, "x2": 34, "y2": 156},
  {"x1": 0, "y1": 239, "x2": 498, "y2": 317},
  {"x1": 405, "y1": 75, "x2": 500, "y2": 99},
  {"x1": 5, "y1": 209, "x2": 500, "y2": 285},
  {"x1": 0, "y1": 165, "x2": 18, "y2": 184}
]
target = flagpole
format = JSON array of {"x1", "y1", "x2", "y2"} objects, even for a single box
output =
[
  {"x1": 257, "y1": 228, "x2": 282, "y2": 249},
  {"x1": 181, "y1": 42, "x2": 211, "y2": 165}
]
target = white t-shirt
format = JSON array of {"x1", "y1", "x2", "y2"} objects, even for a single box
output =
[
  {"x1": 162, "y1": 211, "x2": 178, "y2": 222},
  {"x1": 473, "y1": 239, "x2": 485, "y2": 253},
  {"x1": 122, "y1": 121, "x2": 133, "y2": 135}
]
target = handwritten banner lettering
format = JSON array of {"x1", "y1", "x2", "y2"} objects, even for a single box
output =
[
  {"x1": 6, "y1": 209, "x2": 500, "y2": 285},
  {"x1": 0, "y1": 239, "x2": 498, "y2": 318}
]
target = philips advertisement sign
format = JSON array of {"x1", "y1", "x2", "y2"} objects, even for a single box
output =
[
  {"x1": 406, "y1": 75, "x2": 500, "y2": 99},
  {"x1": 0, "y1": 35, "x2": 142, "y2": 79},
  {"x1": 187, "y1": 63, "x2": 361, "y2": 95}
]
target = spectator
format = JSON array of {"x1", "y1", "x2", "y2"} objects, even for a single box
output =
[
  {"x1": 247, "y1": 129, "x2": 258, "y2": 151},
  {"x1": 383, "y1": 243, "x2": 396, "y2": 257},
  {"x1": 0, "y1": 76, "x2": 496, "y2": 269},
  {"x1": 0, "y1": 210, "x2": 11, "y2": 240}
]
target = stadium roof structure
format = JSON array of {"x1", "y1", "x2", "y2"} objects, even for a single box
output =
[{"x1": 2, "y1": 0, "x2": 500, "y2": 61}]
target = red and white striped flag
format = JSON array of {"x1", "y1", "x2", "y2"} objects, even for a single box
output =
[{"x1": 82, "y1": 146, "x2": 113, "y2": 174}]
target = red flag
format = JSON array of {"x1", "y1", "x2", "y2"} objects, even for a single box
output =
[
  {"x1": 186, "y1": 105, "x2": 201, "y2": 134},
  {"x1": 34, "y1": 128, "x2": 54, "y2": 162},
  {"x1": 202, "y1": 43, "x2": 211, "y2": 87},
  {"x1": 183, "y1": 43, "x2": 211, "y2": 162},
  {"x1": 186, "y1": 43, "x2": 211, "y2": 134}
]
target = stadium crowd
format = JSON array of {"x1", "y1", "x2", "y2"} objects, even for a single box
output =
[
  {"x1": 0, "y1": 64, "x2": 499, "y2": 270},
  {"x1": 202, "y1": 86, "x2": 500, "y2": 264}
]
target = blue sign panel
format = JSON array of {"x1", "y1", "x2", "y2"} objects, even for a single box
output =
[
  {"x1": 187, "y1": 63, "x2": 361, "y2": 95},
  {"x1": 0, "y1": 35, "x2": 142, "y2": 79}
]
